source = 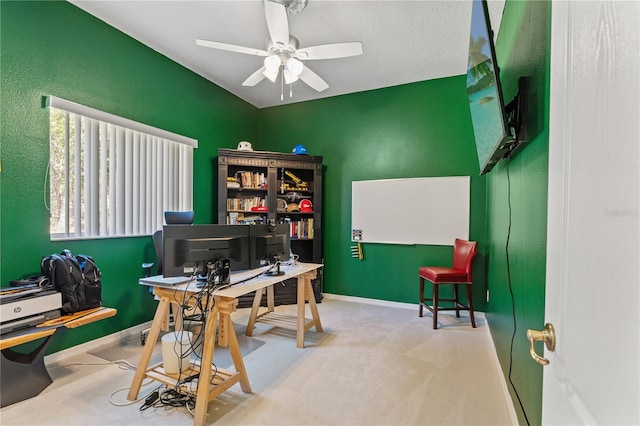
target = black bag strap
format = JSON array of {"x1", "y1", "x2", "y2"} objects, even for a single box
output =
[
  {"x1": 43, "y1": 254, "x2": 66, "y2": 290},
  {"x1": 76, "y1": 254, "x2": 100, "y2": 281}
]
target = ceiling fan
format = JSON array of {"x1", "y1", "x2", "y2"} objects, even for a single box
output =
[{"x1": 196, "y1": 0, "x2": 363, "y2": 96}]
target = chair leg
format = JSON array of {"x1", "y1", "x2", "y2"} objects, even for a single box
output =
[
  {"x1": 419, "y1": 277, "x2": 425, "y2": 317},
  {"x1": 453, "y1": 284, "x2": 460, "y2": 318},
  {"x1": 432, "y1": 284, "x2": 439, "y2": 329},
  {"x1": 466, "y1": 285, "x2": 476, "y2": 328}
]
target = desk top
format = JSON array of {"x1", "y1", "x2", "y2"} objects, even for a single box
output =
[
  {"x1": 217, "y1": 262, "x2": 322, "y2": 299},
  {"x1": 0, "y1": 307, "x2": 117, "y2": 350},
  {"x1": 149, "y1": 262, "x2": 323, "y2": 300}
]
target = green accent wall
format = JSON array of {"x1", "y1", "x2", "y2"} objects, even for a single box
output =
[
  {"x1": 259, "y1": 2, "x2": 551, "y2": 423},
  {"x1": 1, "y1": 1, "x2": 550, "y2": 422},
  {"x1": 0, "y1": 1, "x2": 258, "y2": 353},
  {"x1": 258, "y1": 78, "x2": 488, "y2": 309},
  {"x1": 486, "y1": 1, "x2": 551, "y2": 425}
]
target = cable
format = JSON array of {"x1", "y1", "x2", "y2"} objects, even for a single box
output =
[
  {"x1": 47, "y1": 359, "x2": 135, "y2": 371},
  {"x1": 280, "y1": 250, "x2": 299, "y2": 266},
  {"x1": 137, "y1": 260, "x2": 279, "y2": 413},
  {"x1": 110, "y1": 381, "x2": 160, "y2": 407},
  {"x1": 44, "y1": 161, "x2": 50, "y2": 210},
  {"x1": 505, "y1": 157, "x2": 531, "y2": 426},
  {"x1": 45, "y1": 352, "x2": 167, "y2": 407}
]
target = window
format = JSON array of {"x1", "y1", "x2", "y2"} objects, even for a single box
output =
[{"x1": 47, "y1": 96, "x2": 197, "y2": 240}]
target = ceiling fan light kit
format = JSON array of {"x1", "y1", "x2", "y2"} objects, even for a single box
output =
[
  {"x1": 270, "y1": 0, "x2": 308, "y2": 15},
  {"x1": 263, "y1": 67, "x2": 279, "y2": 83},
  {"x1": 283, "y1": 69, "x2": 297, "y2": 85},
  {"x1": 286, "y1": 58, "x2": 303, "y2": 76},
  {"x1": 196, "y1": 0, "x2": 363, "y2": 101},
  {"x1": 264, "y1": 54, "x2": 281, "y2": 71}
]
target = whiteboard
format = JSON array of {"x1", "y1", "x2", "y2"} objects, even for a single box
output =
[{"x1": 351, "y1": 176, "x2": 470, "y2": 245}]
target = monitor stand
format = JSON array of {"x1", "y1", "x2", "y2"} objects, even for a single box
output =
[{"x1": 264, "y1": 257, "x2": 284, "y2": 276}]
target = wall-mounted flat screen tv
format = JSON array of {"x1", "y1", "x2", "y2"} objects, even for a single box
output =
[{"x1": 466, "y1": 0, "x2": 515, "y2": 175}]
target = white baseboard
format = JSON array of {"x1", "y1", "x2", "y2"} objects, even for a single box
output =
[
  {"x1": 45, "y1": 294, "x2": 480, "y2": 364},
  {"x1": 44, "y1": 321, "x2": 152, "y2": 365},
  {"x1": 45, "y1": 295, "x2": 516, "y2": 426},
  {"x1": 322, "y1": 292, "x2": 486, "y2": 320},
  {"x1": 322, "y1": 293, "x2": 417, "y2": 310},
  {"x1": 482, "y1": 316, "x2": 520, "y2": 425}
]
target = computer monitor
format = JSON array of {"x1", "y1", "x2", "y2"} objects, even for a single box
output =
[
  {"x1": 250, "y1": 223, "x2": 291, "y2": 275},
  {"x1": 162, "y1": 224, "x2": 250, "y2": 278}
]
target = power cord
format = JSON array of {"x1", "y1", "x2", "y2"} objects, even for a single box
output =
[
  {"x1": 280, "y1": 249, "x2": 299, "y2": 267},
  {"x1": 139, "y1": 270, "x2": 238, "y2": 413},
  {"x1": 47, "y1": 358, "x2": 137, "y2": 372},
  {"x1": 137, "y1": 259, "x2": 287, "y2": 413},
  {"x1": 108, "y1": 377, "x2": 159, "y2": 407},
  {"x1": 505, "y1": 157, "x2": 531, "y2": 426}
]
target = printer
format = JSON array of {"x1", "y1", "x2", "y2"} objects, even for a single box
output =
[{"x1": 0, "y1": 285, "x2": 62, "y2": 335}]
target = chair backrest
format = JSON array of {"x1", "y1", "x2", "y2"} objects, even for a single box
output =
[
  {"x1": 152, "y1": 230, "x2": 164, "y2": 275},
  {"x1": 153, "y1": 211, "x2": 194, "y2": 275},
  {"x1": 452, "y1": 239, "x2": 478, "y2": 281}
]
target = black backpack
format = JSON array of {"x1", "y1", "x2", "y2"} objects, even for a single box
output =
[{"x1": 41, "y1": 250, "x2": 102, "y2": 314}]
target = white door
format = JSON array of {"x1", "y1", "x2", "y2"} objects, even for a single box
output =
[{"x1": 542, "y1": 1, "x2": 639, "y2": 424}]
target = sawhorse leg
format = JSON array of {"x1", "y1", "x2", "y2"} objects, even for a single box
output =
[
  {"x1": 193, "y1": 296, "x2": 251, "y2": 426},
  {"x1": 245, "y1": 285, "x2": 275, "y2": 339},
  {"x1": 297, "y1": 271, "x2": 323, "y2": 348},
  {"x1": 127, "y1": 296, "x2": 171, "y2": 401}
]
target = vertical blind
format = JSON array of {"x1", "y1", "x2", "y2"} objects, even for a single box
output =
[{"x1": 47, "y1": 96, "x2": 197, "y2": 240}]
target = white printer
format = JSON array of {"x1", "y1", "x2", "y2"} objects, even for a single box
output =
[{"x1": 0, "y1": 286, "x2": 62, "y2": 335}]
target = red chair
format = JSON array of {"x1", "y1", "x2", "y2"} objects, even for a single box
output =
[{"x1": 419, "y1": 239, "x2": 478, "y2": 329}]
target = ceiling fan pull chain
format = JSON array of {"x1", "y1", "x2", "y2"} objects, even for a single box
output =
[
  {"x1": 280, "y1": 66, "x2": 284, "y2": 101},
  {"x1": 290, "y1": 82, "x2": 293, "y2": 98}
]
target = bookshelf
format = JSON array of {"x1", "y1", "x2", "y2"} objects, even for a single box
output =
[{"x1": 217, "y1": 148, "x2": 323, "y2": 306}]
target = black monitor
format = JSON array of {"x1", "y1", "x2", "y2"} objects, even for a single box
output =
[
  {"x1": 163, "y1": 224, "x2": 250, "y2": 278},
  {"x1": 250, "y1": 223, "x2": 291, "y2": 275}
]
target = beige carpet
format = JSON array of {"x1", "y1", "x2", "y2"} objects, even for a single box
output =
[{"x1": 0, "y1": 297, "x2": 515, "y2": 425}]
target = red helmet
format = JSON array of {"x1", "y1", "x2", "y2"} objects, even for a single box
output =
[{"x1": 299, "y1": 199, "x2": 313, "y2": 212}]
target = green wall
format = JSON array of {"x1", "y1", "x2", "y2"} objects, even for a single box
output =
[
  {"x1": 1, "y1": 1, "x2": 550, "y2": 422},
  {"x1": 0, "y1": 1, "x2": 258, "y2": 353},
  {"x1": 485, "y1": 1, "x2": 550, "y2": 425},
  {"x1": 259, "y1": 2, "x2": 551, "y2": 424},
  {"x1": 258, "y1": 78, "x2": 488, "y2": 309}
]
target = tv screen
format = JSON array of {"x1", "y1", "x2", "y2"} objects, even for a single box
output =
[
  {"x1": 163, "y1": 224, "x2": 250, "y2": 278},
  {"x1": 466, "y1": 0, "x2": 514, "y2": 174}
]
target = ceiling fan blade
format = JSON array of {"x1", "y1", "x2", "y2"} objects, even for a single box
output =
[
  {"x1": 196, "y1": 39, "x2": 268, "y2": 56},
  {"x1": 295, "y1": 42, "x2": 363, "y2": 60},
  {"x1": 299, "y1": 66, "x2": 329, "y2": 92},
  {"x1": 242, "y1": 67, "x2": 267, "y2": 87},
  {"x1": 264, "y1": 1, "x2": 290, "y2": 49}
]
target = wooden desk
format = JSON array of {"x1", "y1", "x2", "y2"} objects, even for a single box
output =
[
  {"x1": 129, "y1": 262, "x2": 323, "y2": 426},
  {"x1": 128, "y1": 282, "x2": 251, "y2": 426},
  {"x1": 216, "y1": 262, "x2": 324, "y2": 349},
  {"x1": 0, "y1": 307, "x2": 117, "y2": 408}
]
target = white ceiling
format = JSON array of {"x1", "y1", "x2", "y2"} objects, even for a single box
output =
[{"x1": 69, "y1": 0, "x2": 505, "y2": 109}]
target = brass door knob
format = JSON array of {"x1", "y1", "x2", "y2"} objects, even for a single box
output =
[{"x1": 526, "y1": 323, "x2": 556, "y2": 366}]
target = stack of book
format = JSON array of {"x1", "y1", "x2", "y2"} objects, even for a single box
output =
[
  {"x1": 236, "y1": 171, "x2": 266, "y2": 189},
  {"x1": 287, "y1": 218, "x2": 314, "y2": 239},
  {"x1": 227, "y1": 196, "x2": 266, "y2": 211},
  {"x1": 227, "y1": 212, "x2": 265, "y2": 225}
]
